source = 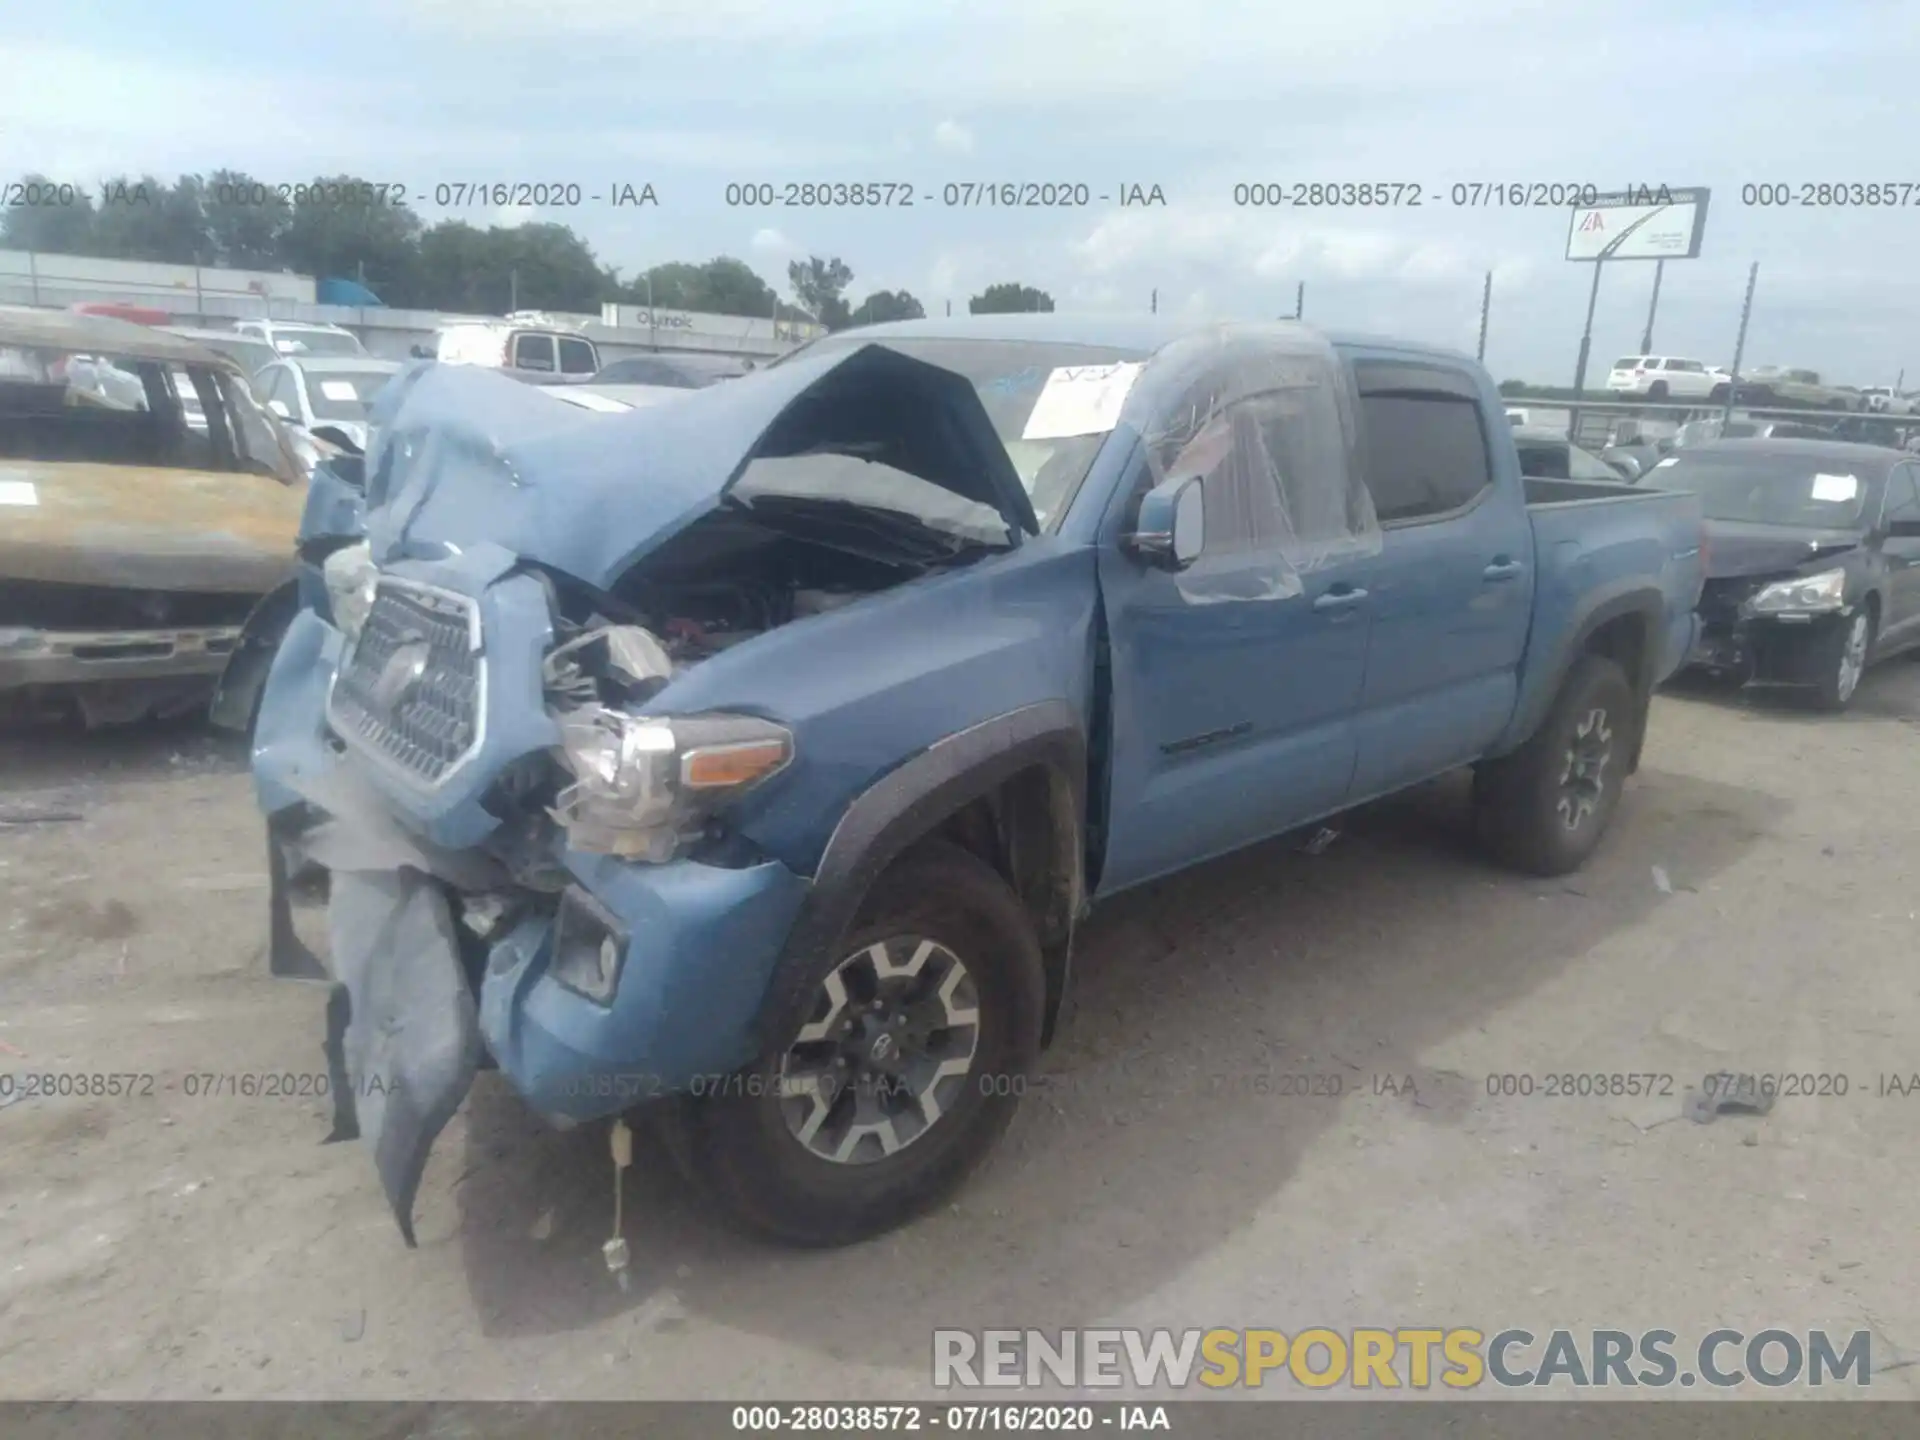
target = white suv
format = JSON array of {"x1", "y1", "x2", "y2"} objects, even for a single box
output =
[
  {"x1": 1860, "y1": 386, "x2": 1915, "y2": 415},
  {"x1": 1605, "y1": 356, "x2": 1722, "y2": 401},
  {"x1": 230, "y1": 319, "x2": 368, "y2": 359}
]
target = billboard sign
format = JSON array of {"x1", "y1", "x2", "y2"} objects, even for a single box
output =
[{"x1": 1565, "y1": 186, "x2": 1710, "y2": 261}]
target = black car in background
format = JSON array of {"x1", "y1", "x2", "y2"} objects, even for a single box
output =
[{"x1": 1640, "y1": 439, "x2": 1920, "y2": 710}]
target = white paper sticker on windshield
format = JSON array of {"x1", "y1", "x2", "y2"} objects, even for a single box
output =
[
  {"x1": 319, "y1": 380, "x2": 360, "y2": 402},
  {"x1": 1021, "y1": 362, "x2": 1145, "y2": 440},
  {"x1": 0, "y1": 480, "x2": 38, "y2": 506},
  {"x1": 1811, "y1": 472, "x2": 1858, "y2": 502}
]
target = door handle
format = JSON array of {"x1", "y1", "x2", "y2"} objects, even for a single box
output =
[
  {"x1": 1483, "y1": 559, "x2": 1525, "y2": 581},
  {"x1": 1312, "y1": 586, "x2": 1369, "y2": 612}
]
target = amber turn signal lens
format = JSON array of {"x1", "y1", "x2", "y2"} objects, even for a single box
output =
[{"x1": 679, "y1": 739, "x2": 790, "y2": 789}]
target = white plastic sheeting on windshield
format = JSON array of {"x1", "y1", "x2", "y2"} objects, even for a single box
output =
[{"x1": 1121, "y1": 324, "x2": 1382, "y2": 604}]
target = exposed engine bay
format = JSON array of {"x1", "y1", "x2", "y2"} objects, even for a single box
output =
[
  {"x1": 478, "y1": 502, "x2": 973, "y2": 876},
  {"x1": 541, "y1": 500, "x2": 966, "y2": 700}
]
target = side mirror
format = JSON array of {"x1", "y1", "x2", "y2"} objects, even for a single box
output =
[
  {"x1": 409, "y1": 344, "x2": 432, "y2": 359},
  {"x1": 266, "y1": 399, "x2": 291, "y2": 418},
  {"x1": 1125, "y1": 475, "x2": 1205, "y2": 570}
]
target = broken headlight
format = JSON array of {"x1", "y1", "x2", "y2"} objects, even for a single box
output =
[
  {"x1": 1747, "y1": 567, "x2": 1847, "y2": 615},
  {"x1": 322, "y1": 541, "x2": 379, "y2": 642},
  {"x1": 550, "y1": 707, "x2": 792, "y2": 862}
]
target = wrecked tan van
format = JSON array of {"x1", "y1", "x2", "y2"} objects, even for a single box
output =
[{"x1": 0, "y1": 307, "x2": 304, "y2": 726}]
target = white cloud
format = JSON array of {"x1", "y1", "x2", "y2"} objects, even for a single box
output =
[
  {"x1": 933, "y1": 120, "x2": 974, "y2": 155},
  {"x1": 16, "y1": 0, "x2": 1920, "y2": 379},
  {"x1": 398, "y1": 0, "x2": 939, "y2": 44},
  {"x1": 927, "y1": 254, "x2": 963, "y2": 297}
]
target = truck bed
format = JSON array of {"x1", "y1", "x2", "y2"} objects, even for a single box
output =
[
  {"x1": 1522, "y1": 475, "x2": 1651, "y2": 507},
  {"x1": 1514, "y1": 474, "x2": 1705, "y2": 728}
]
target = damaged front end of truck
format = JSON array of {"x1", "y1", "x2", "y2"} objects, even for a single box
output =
[{"x1": 250, "y1": 342, "x2": 1055, "y2": 1244}]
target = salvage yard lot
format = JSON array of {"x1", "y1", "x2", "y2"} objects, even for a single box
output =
[{"x1": 3, "y1": 668, "x2": 1919, "y2": 1401}]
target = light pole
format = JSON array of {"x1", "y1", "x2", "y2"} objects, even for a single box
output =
[{"x1": 1639, "y1": 260, "x2": 1665, "y2": 353}]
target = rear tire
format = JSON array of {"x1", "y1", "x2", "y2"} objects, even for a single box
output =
[
  {"x1": 1808, "y1": 607, "x2": 1873, "y2": 712},
  {"x1": 1474, "y1": 655, "x2": 1637, "y2": 877},
  {"x1": 1708, "y1": 383, "x2": 1730, "y2": 405},
  {"x1": 1648, "y1": 380, "x2": 1669, "y2": 400},
  {"x1": 686, "y1": 840, "x2": 1044, "y2": 1247}
]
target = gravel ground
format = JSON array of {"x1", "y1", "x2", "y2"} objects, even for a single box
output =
[{"x1": 3, "y1": 664, "x2": 1919, "y2": 1403}]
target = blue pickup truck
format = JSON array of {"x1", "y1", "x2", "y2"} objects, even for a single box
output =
[{"x1": 242, "y1": 316, "x2": 1705, "y2": 1249}]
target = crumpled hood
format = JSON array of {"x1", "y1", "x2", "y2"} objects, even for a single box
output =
[
  {"x1": 1703, "y1": 519, "x2": 1864, "y2": 580},
  {"x1": 359, "y1": 344, "x2": 1037, "y2": 589}
]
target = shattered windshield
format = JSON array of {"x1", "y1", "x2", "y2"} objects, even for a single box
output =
[{"x1": 791, "y1": 336, "x2": 1152, "y2": 528}]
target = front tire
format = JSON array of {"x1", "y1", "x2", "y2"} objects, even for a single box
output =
[
  {"x1": 1474, "y1": 655, "x2": 1637, "y2": 876},
  {"x1": 1809, "y1": 607, "x2": 1873, "y2": 712},
  {"x1": 686, "y1": 840, "x2": 1044, "y2": 1246}
]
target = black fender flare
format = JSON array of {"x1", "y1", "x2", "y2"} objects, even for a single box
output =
[
  {"x1": 209, "y1": 579, "x2": 303, "y2": 735},
  {"x1": 758, "y1": 699, "x2": 1088, "y2": 1052},
  {"x1": 1502, "y1": 586, "x2": 1666, "y2": 770}
]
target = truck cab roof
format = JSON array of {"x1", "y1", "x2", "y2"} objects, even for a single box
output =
[{"x1": 789, "y1": 314, "x2": 1478, "y2": 370}]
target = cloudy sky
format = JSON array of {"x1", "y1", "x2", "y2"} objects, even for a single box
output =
[{"x1": 6, "y1": 0, "x2": 1919, "y2": 382}]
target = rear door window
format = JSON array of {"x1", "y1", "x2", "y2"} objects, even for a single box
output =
[
  {"x1": 512, "y1": 333, "x2": 556, "y2": 371},
  {"x1": 1353, "y1": 378, "x2": 1495, "y2": 521}
]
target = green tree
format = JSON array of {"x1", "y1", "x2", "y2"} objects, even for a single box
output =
[
  {"x1": 850, "y1": 289, "x2": 925, "y2": 325},
  {"x1": 202, "y1": 169, "x2": 289, "y2": 269},
  {"x1": 89, "y1": 174, "x2": 209, "y2": 264},
  {"x1": 0, "y1": 173, "x2": 98, "y2": 254},
  {"x1": 624, "y1": 256, "x2": 791, "y2": 318},
  {"x1": 1498, "y1": 379, "x2": 1529, "y2": 396},
  {"x1": 789, "y1": 254, "x2": 854, "y2": 330},
  {"x1": 692, "y1": 257, "x2": 785, "y2": 318},
  {"x1": 970, "y1": 282, "x2": 1054, "y2": 314},
  {"x1": 409, "y1": 222, "x2": 500, "y2": 311},
  {"x1": 490, "y1": 222, "x2": 615, "y2": 312},
  {"x1": 277, "y1": 173, "x2": 424, "y2": 294}
]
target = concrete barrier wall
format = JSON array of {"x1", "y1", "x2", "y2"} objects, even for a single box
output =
[{"x1": 0, "y1": 252, "x2": 809, "y2": 363}]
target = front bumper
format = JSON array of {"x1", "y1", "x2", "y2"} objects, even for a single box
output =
[
  {"x1": 1685, "y1": 610, "x2": 1849, "y2": 686},
  {"x1": 0, "y1": 624, "x2": 239, "y2": 688},
  {"x1": 254, "y1": 598, "x2": 810, "y2": 1242}
]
